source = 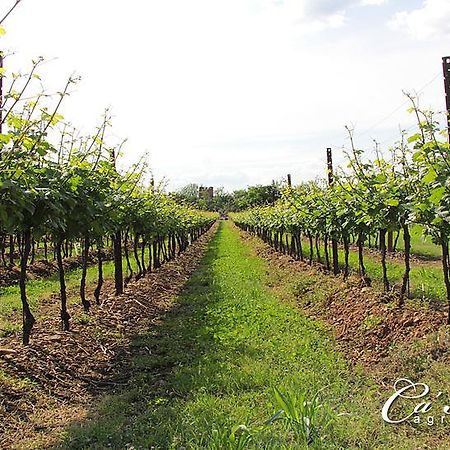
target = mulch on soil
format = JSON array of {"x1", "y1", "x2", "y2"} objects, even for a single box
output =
[{"x1": 0, "y1": 224, "x2": 217, "y2": 450}]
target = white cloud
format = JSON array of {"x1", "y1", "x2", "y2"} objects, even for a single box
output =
[
  {"x1": 299, "y1": 13, "x2": 346, "y2": 33},
  {"x1": 254, "y1": 0, "x2": 349, "y2": 32},
  {"x1": 360, "y1": 0, "x2": 387, "y2": 6},
  {"x1": 389, "y1": 0, "x2": 450, "y2": 39},
  {"x1": 261, "y1": 0, "x2": 386, "y2": 33},
  {"x1": 301, "y1": 0, "x2": 352, "y2": 19},
  {"x1": 1, "y1": 0, "x2": 447, "y2": 191}
]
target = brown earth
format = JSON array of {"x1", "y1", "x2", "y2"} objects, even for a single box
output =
[{"x1": 0, "y1": 224, "x2": 217, "y2": 450}]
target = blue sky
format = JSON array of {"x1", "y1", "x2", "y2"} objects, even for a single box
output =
[{"x1": 2, "y1": 0, "x2": 449, "y2": 191}]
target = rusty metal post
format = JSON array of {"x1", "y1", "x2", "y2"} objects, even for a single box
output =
[
  {"x1": 326, "y1": 148, "x2": 333, "y2": 183},
  {"x1": 271, "y1": 179, "x2": 275, "y2": 205},
  {"x1": 443, "y1": 56, "x2": 450, "y2": 145},
  {"x1": 150, "y1": 176, "x2": 155, "y2": 194},
  {"x1": 0, "y1": 52, "x2": 4, "y2": 159},
  {"x1": 287, "y1": 173, "x2": 292, "y2": 187},
  {"x1": 327, "y1": 148, "x2": 339, "y2": 274}
]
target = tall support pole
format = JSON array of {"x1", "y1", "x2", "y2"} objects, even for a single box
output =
[
  {"x1": 0, "y1": 52, "x2": 4, "y2": 160},
  {"x1": 150, "y1": 176, "x2": 155, "y2": 194},
  {"x1": 327, "y1": 148, "x2": 339, "y2": 275},
  {"x1": 443, "y1": 56, "x2": 450, "y2": 145},
  {"x1": 271, "y1": 179, "x2": 275, "y2": 205},
  {"x1": 0, "y1": 0, "x2": 22, "y2": 137},
  {"x1": 109, "y1": 147, "x2": 123, "y2": 295},
  {"x1": 287, "y1": 173, "x2": 292, "y2": 187}
]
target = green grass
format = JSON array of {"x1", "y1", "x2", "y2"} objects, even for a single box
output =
[
  {"x1": 264, "y1": 235, "x2": 450, "y2": 449},
  {"x1": 341, "y1": 245, "x2": 444, "y2": 301},
  {"x1": 396, "y1": 224, "x2": 441, "y2": 259},
  {"x1": 54, "y1": 221, "x2": 422, "y2": 449},
  {"x1": 268, "y1": 225, "x2": 444, "y2": 302},
  {"x1": 361, "y1": 224, "x2": 440, "y2": 259},
  {"x1": 297, "y1": 239, "x2": 445, "y2": 302}
]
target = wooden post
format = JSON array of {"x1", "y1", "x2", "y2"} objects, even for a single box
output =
[
  {"x1": 327, "y1": 148, "x2": 339, "y2": 274},
  {"x1": 287, "y1": 173, "x2": 292, "y2": 187}
]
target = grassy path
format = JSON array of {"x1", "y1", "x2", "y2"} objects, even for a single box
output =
[{"x1": 59, "y1": 221, "x2": 439, "y2": 449}]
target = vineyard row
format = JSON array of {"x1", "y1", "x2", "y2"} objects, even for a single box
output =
[{"x1": 233, "y1": 104, "x2": 450, "y2": 323}]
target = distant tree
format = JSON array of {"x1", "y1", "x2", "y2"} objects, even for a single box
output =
[
  {"x1": 172, "y1": 182, "x2": 282, "y2": 212},
  {"x1": 232, "y1": 183, "x2": 282, "y2": 211},
  {"x1": 209, "y1": 187, "x2": 234, "y2": 213},
  {"x1": 177, "y1": 183, "x2": 199, "y2": 203}
]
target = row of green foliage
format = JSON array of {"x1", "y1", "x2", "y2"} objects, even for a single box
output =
[
  {"x1": 233, "y1": 102, "x2": 450, "y2": 321},
  {"x1": 0, "y1": 45, "x2": 216, "y2": 344}
]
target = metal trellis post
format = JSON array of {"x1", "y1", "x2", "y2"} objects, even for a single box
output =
[{"x1": 327, "y1": 148, "x2": 339, "y2": 275}]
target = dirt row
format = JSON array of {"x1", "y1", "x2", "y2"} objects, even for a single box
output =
[{"x1": 0, "y1": 223, "x2": 218, "y2": 450}]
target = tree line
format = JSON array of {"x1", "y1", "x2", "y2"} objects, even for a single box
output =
[{"x1": 173, "y1": 182, "x2": 283, "y2": 213}]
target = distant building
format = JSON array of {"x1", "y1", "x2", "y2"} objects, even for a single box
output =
[{"x1": 199, "y1": 186, "x2": 214, "y2": 201}]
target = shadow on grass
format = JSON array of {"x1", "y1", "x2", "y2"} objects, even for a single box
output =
[{"x1": 55, "y1": 227, "x2": 226, "y2": 449}]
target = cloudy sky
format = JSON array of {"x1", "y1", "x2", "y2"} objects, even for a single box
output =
[{"x1": 2, "y1": 0, "x2": 450, "y2": 191}]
